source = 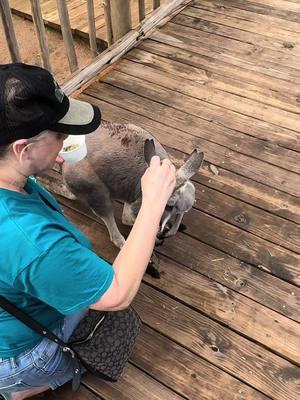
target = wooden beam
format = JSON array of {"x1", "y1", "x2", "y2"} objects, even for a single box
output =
[
  {"x1": 30, "y1": 0, "x2": 52, "y2": 72},
  {"x1": 87, "y1": 0, "x2": 98, "y2": 57},
  {"x1": 0, "y1": 0, "x2": 21, "y2": 62},
  {"x1": 153, "y1": 0, "x2": 161, "y2": 9},
  {"x1": 139, "y1": 0, "x2": 146, "y2": 22},
  {"x1": 62, "y1": 0, "x2": 191, "y2": 95},
  {"x1": 56, "y1": 0, "x2": 78, "y2": 73},
  {"x1": 110, "y1": 0, "x2": 131, "y2": 41},
  {"x1": 102, "y1": 0, "x2": 113, "y2": 46}
]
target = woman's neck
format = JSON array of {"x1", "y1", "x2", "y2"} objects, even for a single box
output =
[{"x1": 0, "y1": 165, "x2": 29, "y2": 193}]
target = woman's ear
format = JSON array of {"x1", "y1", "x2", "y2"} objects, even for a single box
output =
[{"x1": 11, "y1": 139, "x2": 30, "y2": 160}]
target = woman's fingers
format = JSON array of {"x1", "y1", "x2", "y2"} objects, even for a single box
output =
[{"x1": 150, "y1": 155, "x2": 161, "y2": 168}]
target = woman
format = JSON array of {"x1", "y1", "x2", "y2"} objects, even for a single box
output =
[{"x1": 0, "y1": 63, "x2": 176, "y2": 400}]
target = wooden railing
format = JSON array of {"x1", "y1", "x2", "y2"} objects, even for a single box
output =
[{"x1": 0, "y1": 0, "x2": 190, "y2": 92}]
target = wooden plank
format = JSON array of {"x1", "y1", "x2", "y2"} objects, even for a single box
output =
[
  {"x1": 172, "y1": 8, "x2": 300, "y2": 61},
  {"x1": 149, "y1": 228, "x2": 300, "y2": 320},
  {"x1": 87, "y1": 0, "x2": 98, "y2": 57},
  {"x1": 60, "y1": 206, "x2": 300, "y2": 366},
  {"x1": 78, "y1": 95, "x2": 300, "y2": 225},
  {"x1": 110, "y1": 0, "x2": 132, "y2": 42},
  {"x1": 133, "y1": 284, "x2": 300, "y2": 400},
  {"x1": 153, "y1": 0, "x2": 160, "y2": 10},
  {"x1": 10, "y1": 0, "x2": 36, "y2": 16},
  {"x1": 133, "y1": 42, "x2": 300, "y2": 119},
  {"x1": 140, "y1": 38, "x2": 300, "y2": 102},
  {"x1": 192, "y1": 0, "x2": 300, "y2": 23},
  {"x1": 190, "y1": 1, "x2": 300, "y2": 39},
  {"x1": 0, "y1": 0, "x2": 21, "y2": 62},
  {"x1": 132, "y1": 327, "x2": 271, "y2": 400},
  {"x1": 192, "y1": 182, "x2": 300, "y2": 254},
  {"x1": 44, "y1": 0, "x2": 84, "y2": 24},
  {"x1": 103, "y1": 0, "x2": 113, "y2": 46},
  {"x1": 149, "y1": 28, "x2": 298, "y2": 89},
  {"x1": 249, "y1": 0, "x2": 300, "y2": 13},
  {"x1": 83, "y1": 364, "x2": 185, "y2": 400},
  {"x1": 138, "y1": 0, "x2": 146, "y2": 22},
  {"x1": 101, "y1": 67, "x2": 300, "y2": 157},
  {"x1": 168, "y1": 191, "x2": 299, "y2": 286},
  {"x1": 177, "y1": 8, "x2": 300, "y2": 55},
  {"x1": 182, "y1": 2, "x2": 299, "y2": 43},
  {"x1": 67, "y1": 1, "x2": 99, "y2": 33},
  {"x1": 30, "y1": 0, "x2": 52, "y2": 71},
  {"x1": 56, "y1": 0, "x2": 78, "y2": 72},
  {"x1": 42, "y1": 383, "x2": 103, "y2": 400},
  {"x1": 85, "y1": 81, "x2": 300, "y2": 197},
  {"x1": 114, "y1": 59, "x2": 300, "y2": 145},
  {"x1": 55, "y1": 187, "x2": 300, "y2": 318},
  {"x1": 158, "y1": 23, "x2": 300, "y2": 83}
]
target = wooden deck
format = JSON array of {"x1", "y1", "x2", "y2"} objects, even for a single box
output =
[
  {"x1": 9, "y1": 0, "x2": 167, "y2": 49},
  {"x1": 39, "y1": 1, "x2": 300, "y2": 399}
]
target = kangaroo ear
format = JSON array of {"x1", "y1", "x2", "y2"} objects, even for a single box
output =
[
  {"x1": 176, "y1": 150, "x2": 204, "y2": 189},
  {"x1": 144, "y1": 139, "x2": 156, "y2": 165}
]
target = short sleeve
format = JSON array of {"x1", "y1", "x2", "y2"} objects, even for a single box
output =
[{"x1": 15, "y1": 236, "x2": 114, "y2": 315}]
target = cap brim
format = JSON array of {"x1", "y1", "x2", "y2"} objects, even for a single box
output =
[{"x1": 51, "y1": 98, "x2": 101, "y2": 135}]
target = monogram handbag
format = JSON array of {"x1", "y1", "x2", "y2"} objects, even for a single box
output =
[
  {"x1": 0, "y1": 295, "x2": 142, "y2": 391},
  {"x1": 68, "y1": 308, "x2": 142, "y2": 381}
]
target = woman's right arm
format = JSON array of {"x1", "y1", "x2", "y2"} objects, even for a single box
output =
[{"x1": 90, "y1": 156, "x2": 176, "y2": 311}]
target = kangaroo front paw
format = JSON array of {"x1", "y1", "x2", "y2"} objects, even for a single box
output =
[
  {"x1": 146, "y1": 261, "x2": 161, "y2": 279},
  {"x1": 112, "y1": 235, "x2": 126, "y2": 249}
]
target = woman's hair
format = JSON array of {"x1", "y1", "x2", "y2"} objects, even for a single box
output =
[
  {"x1": 0, "y1": 130, "x2": 50, "y2": 160},
  {"x1": 0, "y1": 144, "x2": 10, "y2": 159}
]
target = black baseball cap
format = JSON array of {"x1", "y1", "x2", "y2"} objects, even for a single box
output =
[{"x1": 0, "y1": 63, "x2": 101, "y2": 145}]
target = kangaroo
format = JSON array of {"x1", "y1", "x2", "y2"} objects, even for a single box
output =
[{"x1": 40, "y1": 121, "x2": 204, "y2": 277}]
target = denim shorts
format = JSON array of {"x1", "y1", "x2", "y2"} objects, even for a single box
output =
[{"x1": 0, "y1": 308, "x2": 88, "y2": 397}]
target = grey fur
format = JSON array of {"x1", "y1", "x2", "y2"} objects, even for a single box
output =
[{"x1": 62, "y1": 121, "x2": 204, "y2": 248}]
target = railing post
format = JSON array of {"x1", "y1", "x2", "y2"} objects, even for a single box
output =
[
  {"x1": 0, "y1": 0, "x2": 21, "y2": 62},
  {"x1": 56, "y1": 0, "x2": 78, "y2": 73},
  {"x1": 102, "y1": 0, "x2": 113, "y2": 46},
  {"x1": 87, "y1": 0, "x2": 98, "y2": 57},
  {"x1": 138, "y1": 0, "x2": 146, "y2": 22},
  {"x1": 153, "y1": 0, "x2": 161, "y2": 9},
  {"x1": 110, "y1": 0, "x2": 131, "y2": 42},
  {"x1": 30, "y1": 0, "x2": 52, "y2": 72}
]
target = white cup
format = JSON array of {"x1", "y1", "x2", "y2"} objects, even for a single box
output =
[{"x1": 59, "y1": 135, "x2": 87, "y2": 163}]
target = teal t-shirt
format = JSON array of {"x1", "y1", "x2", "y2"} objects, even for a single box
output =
[{"x1": 0, "y1": 177, "x2": 114, "y2": 358}]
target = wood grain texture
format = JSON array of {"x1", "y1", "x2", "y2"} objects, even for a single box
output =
[
  {"x1": 85, "y1": 81, "x2": 300, "y2": 197},
  {"x1": 0, "y1": 0, "x2": 21, "y2": 62},
  {"x1": 83, "y1": 364, "x2": 185, "y2": 400},
  {"x1": 80, "y1": 93, "x2": 300, "y2": 225},
  {"x1": 57, "y1": 203, "x2": 300, "y2": 366},
  {"x1": 133, "y1": 285, "x2": 300, "y2": 400}
]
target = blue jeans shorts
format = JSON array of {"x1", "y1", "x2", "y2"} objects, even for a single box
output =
[{"x1": 0, "y1": 308, "x2": 88, "y2": 397}]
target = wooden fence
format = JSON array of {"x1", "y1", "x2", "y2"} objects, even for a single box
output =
[{"x1": 0, "y1": 0, "x2": 190, "y2": 93}]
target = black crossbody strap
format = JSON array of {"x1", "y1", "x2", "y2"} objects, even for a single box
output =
[{"x1": 0, "y1": 295, "x2": 81, "y2": 391}]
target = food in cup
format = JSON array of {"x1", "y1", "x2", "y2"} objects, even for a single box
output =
[{"x1": 62, "y1": 144, "x2": 80, "y2": 152}]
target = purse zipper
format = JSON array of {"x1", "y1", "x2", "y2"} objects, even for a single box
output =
[{"x1": 71, "y1": 315, "x2": 106, "y2": 345}]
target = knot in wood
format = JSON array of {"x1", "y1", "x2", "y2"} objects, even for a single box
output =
[
  {"x1": 233, "y1": 213, "x2": 249, "y2": 225},
  {"x1": 211, "y1": 345, "x2": 219, "y2": 352}
]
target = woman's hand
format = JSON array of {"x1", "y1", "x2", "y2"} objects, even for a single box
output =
[{"x1": 141, "y1": 156, "x2": 176, "y2": 214}]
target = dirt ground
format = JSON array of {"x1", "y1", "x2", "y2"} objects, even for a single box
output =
[{"x1": 0, "y1": 13, "x2": 94, "y2": 84}]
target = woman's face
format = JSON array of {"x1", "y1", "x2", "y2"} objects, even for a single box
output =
[{"x1": 26, "y1": 131, "x2": 68, "y2": 173}]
